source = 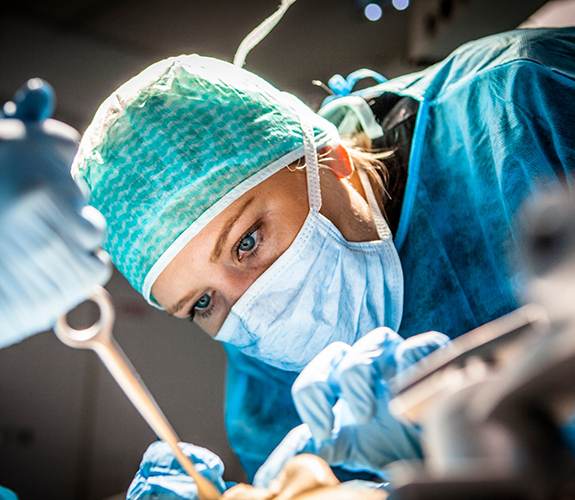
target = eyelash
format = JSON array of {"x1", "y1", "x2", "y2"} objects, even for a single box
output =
[
  {"x1": 235, "y1": 224, "x2": 263, "y2": 261},
  {"x1": 187, "y1": 223, "x2": 264, "y2": 323},
  {"x1": 188, "y1": 294, "x2": 214, "y2": 322}
]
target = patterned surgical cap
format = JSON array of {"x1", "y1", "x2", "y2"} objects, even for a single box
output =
[{"x1": 72, "y1": 55, "x2": 339, "y2": 305}]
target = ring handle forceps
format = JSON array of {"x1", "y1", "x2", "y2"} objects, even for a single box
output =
[{"x1": 54, "y1": 286, "x2": 221, "y2": 500}]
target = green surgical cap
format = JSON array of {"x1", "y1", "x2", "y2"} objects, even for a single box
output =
[{"x1": 72, "y1": 55, "x2": 339, "y2": 306}]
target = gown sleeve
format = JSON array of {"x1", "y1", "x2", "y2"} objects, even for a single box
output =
[{"x1": 222, "y1": 343, "x2": 301, "y2": 481}]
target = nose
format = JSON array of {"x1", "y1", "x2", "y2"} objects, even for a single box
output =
[{"x1": 220, "y1": 267, "x2": 263, "y2": 307}]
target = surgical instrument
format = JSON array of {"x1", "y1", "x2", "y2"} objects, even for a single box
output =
[
  {"x1": 54, "y1": 286, "x2": 221, "y2": 500},
  {"x1": 389, "y1": 303, "x2": 549, "y2": 423}
]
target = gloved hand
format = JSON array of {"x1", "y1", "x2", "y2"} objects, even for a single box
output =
[
  {"x1": 254, "y1": 328, "x2": 450, "y2": 487},
  {"x1": 127, "y1": 441, "x2": 228, "y2": 500},
  {"x1": 0, "y1": 79, "x2": 110, "y2": 347}
]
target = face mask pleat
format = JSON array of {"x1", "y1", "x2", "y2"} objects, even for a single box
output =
[{"x1": 214, "y1": 117, "x2": 404, "y2": 371}]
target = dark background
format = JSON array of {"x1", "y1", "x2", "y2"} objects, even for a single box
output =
[{"x1": 0, "y1": 1, "x2": 569, "y2": 498}]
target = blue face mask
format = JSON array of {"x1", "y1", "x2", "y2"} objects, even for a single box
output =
[{"x1": 214, "y1": 117, "x2": 403, "y2": 372}]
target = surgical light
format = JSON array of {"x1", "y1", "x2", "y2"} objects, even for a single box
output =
[
  {"x1": 392, "y1": 0, "x2": 409, "y2": 11},
  {"x1": 364, "y1": 3, "x2": 383, "y2": 21}
]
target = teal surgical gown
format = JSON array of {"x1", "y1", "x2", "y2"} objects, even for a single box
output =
[{"x1": 223, "y1": 27, "x2": 575, "y2": 480}]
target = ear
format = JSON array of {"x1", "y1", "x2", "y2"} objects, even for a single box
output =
[{"x1": 325, "y1": 144, "x2": 353, "y2": 178}]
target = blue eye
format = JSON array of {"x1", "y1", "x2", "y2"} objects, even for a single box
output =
[
  {"x1": 237, "y1": 227, "x2": 260, "y2": 260},
  {"x1": 195, "y1": 293, "x2": 211, "y2": 310},
  {"x1": 188, "y1": 293, "x2": 213, "y2": 322},
  {"x1": 236, "y1": 226, "x2": 262, "y2": 262},
  {"x1": 239, "y1": 233, "x2": 256, "y2": 252}
]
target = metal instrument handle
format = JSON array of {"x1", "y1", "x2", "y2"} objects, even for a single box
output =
[{"x1": 54, "y1": 286, "x2": 220, "y2": 500}]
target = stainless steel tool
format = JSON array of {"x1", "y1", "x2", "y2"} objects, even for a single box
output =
[{"x1": 54, "y1": 285, "x2": 220, "y2": 500}]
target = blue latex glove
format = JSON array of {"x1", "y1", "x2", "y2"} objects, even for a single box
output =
[
  {"x1": 127, "y1": 441, "x2": 228, "y2": 500},
  {"x1": 0, "y1": 79, "x2": 110, "y2": 347},
  {"x1": 254, "y1": 328, "x2": 450, "y2": 487}
]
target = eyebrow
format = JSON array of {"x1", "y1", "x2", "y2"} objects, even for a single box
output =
[
  {"x1": 168, "y1": 291, "x2": 197, "y2": 316},
  {"x1": 167, "y1": 196, "x2": 255, "y2": 316},
  {"x1": 210, "y1": 196, "x2": 255, "y2": 263}
]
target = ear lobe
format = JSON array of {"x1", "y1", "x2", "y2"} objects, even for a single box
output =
[{"x1": 329, "y1": 144, "x2": 354, "y2": 178}]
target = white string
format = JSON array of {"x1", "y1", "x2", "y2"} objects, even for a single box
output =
[
  {"x1": 357, "y1": 166, "x2": 391, "y2": 240},
  {"x1": 233, "y1": 0, "x2": 297, "y2": 68},
  {"x1": 297, "y1": 111, "x2": 322, "y2": 212}
]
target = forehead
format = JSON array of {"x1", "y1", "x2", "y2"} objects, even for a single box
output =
[
  {"x1": 150, "y1": 166, "x2": 307, "y2": 299},
  {"x1": 178, "y1": 166, "x2": 307, "y2": 251}
]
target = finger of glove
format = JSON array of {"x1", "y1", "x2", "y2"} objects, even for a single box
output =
[
  {"x1": 337, "y1": 328, "x2": 403, "y2": 424},
  {"x1": 292, "y1": 342, "x2": 351, "y2": 441},
  {"x1": 0, "y1": 251, "x2": 110, "y2": 345},
  {"x1": 0, "y1": 230, "x2": 79, "y2": 306},
  {"x1": 395, "y1": 331, "x2": 451, "y2": 373},
  {"x1": 0, "y1": 249, "x2": 56, "y2": 340},
  {"x1": 0, "y1": 212, "x2": 71, "y2": 337},
  {"x1": 74, "y1": 205, "x2": 107, "y2": 250},
  {"x1": 41, "y1": 193, "x2": 106, "y2": 251},
  {"x1": 128, "y1": 441, "x2": 225, "y2": 498},
  {"x1": 317, "y1": 397, "x2": 422, "y2": 477},
  {"x1": 313, "y1": 424, "x2": 357, "y2": 470},
  {"x1": 0, "y1": 217, "x2": 111, "y2": 330},
  {"x1": 128, "y1": 474, "x2": 200, "y2": 500},
  {"x1": 5, "y1": 194, "x2": 109, "y2": 285},
  {"x1": 8, "y1": 189, "x2": 105, "y2": 252},
  {"x1": 314, "y1": 428, "x2": 392, "y2": 478},
  {"x1": 253, "y1": 424, "x2": 315, "y2": 489},
  {"x1": 7, "y1": 219, "x2": 109, "y2": 301}
]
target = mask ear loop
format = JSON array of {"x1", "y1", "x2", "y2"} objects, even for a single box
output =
[
  {"x1": 297, "y1": 111, "x2": 388, "y2": 241},
  {"x1": 297, "y1": 111, "x2": 322, "y2": 213},
  {"x1": 356, "y1": 162, "x2": 392, "y2": 241}
]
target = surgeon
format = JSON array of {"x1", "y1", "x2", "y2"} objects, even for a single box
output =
[
  {"x1": 71, "y1": 26, "x2": 575, "y2": 498},
  {"x1": 0, "y1": 79, "x2": 110, "y2": 499}
]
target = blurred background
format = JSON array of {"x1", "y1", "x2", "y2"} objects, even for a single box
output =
[{"x1": 0, "y1": 0, "x2": 573, "y2": 499}]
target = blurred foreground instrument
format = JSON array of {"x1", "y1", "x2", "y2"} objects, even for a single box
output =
[{"x1": 55, "y1": 286, "x2": 221, "y2": 500}]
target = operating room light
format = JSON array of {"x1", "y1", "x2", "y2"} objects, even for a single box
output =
[
  {"x1": 392, "y1": 0, "x2": 409, "y2": 11},
  {"x1": 364, "y1": 3, "x2": 383, "y2": 21}
]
